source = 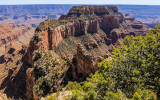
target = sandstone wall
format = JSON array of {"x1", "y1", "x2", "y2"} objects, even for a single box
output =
[
  {"x1": 76, "y1": 44, "x2": 97, "y2": 77},
  {"x1": 26, "y1": 68, "x2": 37, "y2": 100}
]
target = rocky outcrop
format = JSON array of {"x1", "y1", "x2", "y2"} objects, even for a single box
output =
[
  {"x1": 60, "y1": 6, "x2": 120, "y2": 19},
  {"x1": 27, "y1": 5, "x2": 149, "y2": 76},
  {"x1": 68, "y1": 6, "x2": 112, "y2": 15},
  {"x1": 124, "y1": 14, "x2": 135, "y2": 21},
  {"x1": 26, "y1": 5, "x2": 149, "y2": 99},
  {"x1": 27, "y1": 6, "x2": 125, "y2": 66},
  {"x1": 26, "y1": 68, "x2": 37, "y2": 100},
  {"x1": 27, "y1": 19, "x2": 99, "y2": 66},
  {"x1": 124, "y1": 14, "x2": 146, "y2": 29},
  {"x1": 76, "y1": 44, "x2": 96, "y2": 77}
]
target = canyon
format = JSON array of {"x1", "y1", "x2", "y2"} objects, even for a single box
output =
[
  {"x1": 0, "y1": 24, "x2": 35, "y2": 99},
  {"x1": 0, "y1": 5, "x2": 155, "y2": 100},
  {"x1": 117, "y1": 5, "x2": 160, "y2": 23},
  {"x1": 0, "y1": 5, "x2": 74, "y2": 27},
  {"x1": 0, "y1": 5, "x2": 160, "y2": 28},
  {"x1": 0, "y1": 23, "x2": 32, "y2": 46},
  {"x1": 0, "y1": 23, "x2": 35, "y2": 56},
  {"x1": 25, "y1": 5, "x2": 149, "y2": 99}
]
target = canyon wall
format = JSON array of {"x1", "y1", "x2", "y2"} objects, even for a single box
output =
[
  {"x1": 27, "y1": 5, "x2": 149, "y2": 76},
  {"x1": 27, "y1": 5, "x2": 148, "y2": 67},
  {"x1": 27, "y1": 6, "x2": 124, "y2": 66},
  {"x1": 25, "y1": 5, "x2": 149, "y2": 100},
  {"x1": 76, "y1": 44, "x2": 96, "y2": 77},
  {"x1": 0, "y1": 5, "x2": 154, "y2": 100},
  {"x1": 0, "y1": 23, "x2": 32, "y2": 46},
  {"x1": 0, "y1": 27, "x2": 35, "y2": 99},
  {"x1": 26, "y1": 68, "x2": 37, "y2": 100}
]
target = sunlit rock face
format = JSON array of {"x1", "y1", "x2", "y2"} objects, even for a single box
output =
[
  {"x1": 27, "y1": 5, "x2": 149, "y2": 77},
  {"x1": 25, "y1": 5, "x2": 149, "y2": 99}
]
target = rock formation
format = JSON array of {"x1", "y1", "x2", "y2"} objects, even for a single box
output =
[
  {"x1": 26, "y1": 68, "x2": 37, "y2": 100},
  {"x1": 0, "y1": 27, "x2": 35, "y2": 99},
  {"x1": 0, "y1": 5, "x2": 150, "y2": 100},
  {"x1": 76, "y1": 44, "x2": 96, "y2": 77},
  {"x1": 25, "y1": 5, "x2": 149, "y2": 99},
  {"x1": 27, "y1": 5, "x2": 149, "y2": 67}
]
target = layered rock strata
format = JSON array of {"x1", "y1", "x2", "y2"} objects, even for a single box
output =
[
  {"x1": 0, "y1": 23, "x2": 32, "y2": 46},
  {"x1": 0, "y1": 28, "x2": 35, "y2": 99},
  {"x1": 27, "y1": 5, "x2": 149, "y2": 70},
  {"x1": 26, "y1": 5, "x2": 149, "y2": 100}
]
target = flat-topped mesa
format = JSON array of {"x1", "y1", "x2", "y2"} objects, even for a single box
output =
[
  {"x1": 69, "y1": 5, "x2": 118, "y2": 15},
  {"x1": 60, "y1": 5, "x2": 120, "y2": 19},
  {"x1": 27, "y1": 5, "x2": 148, "y2": 67},
  {"x1": 31, "y1": 6, "x2": 123, "y2": 50}
]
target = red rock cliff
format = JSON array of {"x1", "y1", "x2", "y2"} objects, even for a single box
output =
[
  {"x1": 27, "y1": 5, "x2": 149, "y2": 77},
  {"x1": 26, "y1": 6, "x2": 149, "y2": 99},
  {"x1": 26, "y1": 6, "x2": 126, "y2": 66}
]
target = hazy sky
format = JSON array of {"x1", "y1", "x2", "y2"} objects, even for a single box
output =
[{"x1": 1, "y1": 0, "x2": 160, "y2": 5}]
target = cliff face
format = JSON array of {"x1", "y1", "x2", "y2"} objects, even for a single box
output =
[
  {"x1": 26, "y1": 68, "x2": 37, "y2": 100},
  {"x1": 68, "y1": 6, "x2": 113, "y2": 15},
  {"x1": 76, "y1": 44, "x2": 96, "y2": 77},
  {"x1": 0, "y1": 23, "x2": 32, "y2": 46},
  {"x1": 27, "y1": 6, "x2": 123, "y2": 65},
  {"x1": 0, "y1": 28, "x2": 35, "y2": 99},
  {"x1": 27, "y1": 5, "x2": 149, "y2": 67},
  {"x1": 26, "y1": 5, "x2": 149, "y2": 99}
]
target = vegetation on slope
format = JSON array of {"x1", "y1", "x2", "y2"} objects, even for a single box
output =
[
  {"x1": 65, "y1": 25, "x2": 160, "y2": 100},
  {"x1": 33, "y1": 49, "x2": 69, "y2": 98},
  {"x1": 36, "y1": 18, "x2": 69, "y2": 32}
]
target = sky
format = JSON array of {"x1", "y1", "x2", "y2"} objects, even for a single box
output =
[{"x1": 0, "y1": 0, "x2": 160, "y2": 5}]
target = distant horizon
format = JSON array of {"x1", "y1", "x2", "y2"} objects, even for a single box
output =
[
  {"x1": 0, "y1": 4, "x2": 160, "y2": 6},
  {"x1": 1, "y1": 0, "x2": 160, "y2": 5}
]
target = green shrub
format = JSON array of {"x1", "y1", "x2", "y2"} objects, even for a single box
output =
[
  {"x1": 85, "y1": 90, "x2": 97, "y2": 100},
  {"x1": 71, "y1": 90, "x2": 84, "y2": 100},
  {"x1": 66, "y1": 82, "x2": 82, "y2": 91},
  {"x1": 48, "y1": 96, "x2": 56, "y2": 100}
]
